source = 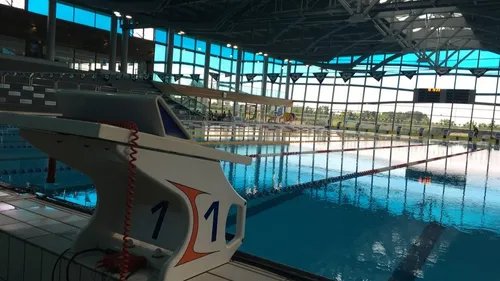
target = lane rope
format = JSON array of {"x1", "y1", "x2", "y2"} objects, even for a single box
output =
[
  {"x1": 247, "y1": 143, "x2": 435, "y2": 158},
  {"x1": 243, "y1": 148, "x2": 485, "y2": 199},
  {"x1": 200, "y1": 138, "x2": 394, "y2": 146}
]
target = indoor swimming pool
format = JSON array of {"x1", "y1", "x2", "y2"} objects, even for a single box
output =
[{"x1": 1, "y1": 125, "x2": 500, "y2": 281}]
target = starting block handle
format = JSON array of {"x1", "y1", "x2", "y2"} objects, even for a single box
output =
[{"x1": 227, "y1": 201, "x2": 246, "y2": 250}]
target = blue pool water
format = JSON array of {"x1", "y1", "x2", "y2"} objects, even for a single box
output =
[{"x1": 2, "y1": 126, "x2": 500, "y2": 280}]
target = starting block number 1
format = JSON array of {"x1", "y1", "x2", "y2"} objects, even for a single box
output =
[{"x1": 151, "y1": 200, "x2": 220, "y2": 242}]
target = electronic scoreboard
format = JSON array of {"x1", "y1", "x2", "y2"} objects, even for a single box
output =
[{"x1": 413, "y1": 88, "x2": 476, "y2": 104}]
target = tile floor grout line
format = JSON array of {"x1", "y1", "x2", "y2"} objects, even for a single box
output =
[
  {"x1": 208, "y1": 272, "x2": 237, "y2": 281},
  {"x1": 0, "y1": 207, "x2": 82, "y2": 244},
  {"x1": 1, "y1": 199, "x2": 86, "y2": 232},
  {"x1": 230, "y1": 262, "x2": 288, "y2": 280}
]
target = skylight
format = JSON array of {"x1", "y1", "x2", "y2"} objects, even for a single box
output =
[{"x1": 396, "y1": 14, "x2": 409, "y2": 21}]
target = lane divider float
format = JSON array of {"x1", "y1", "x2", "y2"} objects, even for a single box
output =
[
  {"x1": 247, "y1": 143, "x2": 435, "y2": 158},
  {"x1": 243, "y1": 148, "x2": 485, "y2": 199},
  {"x1": 200, "y1": 138, "x2": 406, "y2": 146}
]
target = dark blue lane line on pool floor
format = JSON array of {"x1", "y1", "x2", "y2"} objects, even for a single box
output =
[
  {"x1": 226, "y1": 189, "x2": 303, "y2": 227},
  {"x1": 389, "y1": 222, "x2": 446, "y2": 281}
]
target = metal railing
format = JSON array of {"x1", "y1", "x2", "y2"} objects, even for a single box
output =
[{"x1": 152, "y1": 74, "x2": 208, "y2": 119}]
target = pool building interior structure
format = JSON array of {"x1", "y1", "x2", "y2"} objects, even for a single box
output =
[{"x1": 1, "y1": 0, "x2": 500, "y2": 280}]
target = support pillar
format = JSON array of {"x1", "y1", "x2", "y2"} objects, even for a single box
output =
[
  {"x1": 233, "y1": 49, "x2": 243, "y2": 117},
  {"x1": 261, "y1": 56, "x2": 268, "y2": 97},
  {"x1": 165, "y1": 29, "x2": 174, "y2": 79},
  {"x1": 203, "y1": 41, "x2": 211, "y2": 88},
  {"x1": 235, "y1": 49, "x2": 243, "y2": 92},
  {"x1": 46, "y1": 157, "x2": 56, "y2": 183},
  {"x1": 284, "y1": 63, "x2": 292, "y2": 100},
  {"x1": 46, "y1": 0, "x2": 57, "y2": 61},
  {"x1": 121, "y1": 24, "x2": 129, "y2": 74},
  {"x1": 109, "y1": 15, "x2": 117, "y2": 72}
]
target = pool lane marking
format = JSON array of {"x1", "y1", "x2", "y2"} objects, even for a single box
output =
[
  {"x1": 247, "y1": 143, "x2": 435, "y2": 158},
  {"x1": 226, "y1": 189, "x2": 303, "y2": 227},
  {"x1": 288, "y1": 148, "x2": 485, "y2": 190},
  {"x1": 389, "y1": 222, "x2": 446, "y2": 281},
  {"x1": 242, "y1": 148, "x2": 485, "y2": 200},
  {"x1": 0, "y1": 155, "x2": 46, "y2": 161},
  {"x1": 200, "y1": 139, "x2": 404, "y2": 146},
  {"x1": 230, "y1": 148, "x2": 468, "y2": 239}
]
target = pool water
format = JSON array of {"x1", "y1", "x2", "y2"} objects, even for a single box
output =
[
  {"x1": 2, "y1": 126, "x2": 500, "y2": 280},
  {"x1": 227, "y1": 146, "x2": 500, "y2": 281}
]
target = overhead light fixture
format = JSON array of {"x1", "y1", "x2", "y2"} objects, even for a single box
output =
[
  {"x1": 284, "y1": 59, "x2": 289, "y2": 62},
  {"x1": 230, "y1": 55, "x2": 233, "y2": 58},
  {"x1": 264, "y1": 53, "x2": 268, "y2": 57},
  {"x1": 198, "y1": 47, "x2": 201, "y2": 51},
  {"x1": 178, "y1": 31, "x2": 185, "y2": 35},
  {"x1": 114, "y1": 11, "x2": 121, "y2": 17},
  {"x1": 227, "y1": 43, "x2": 232, "y2": 47},
  {"x1": 125, "y1": 15, "x2": 132, "y2": 19},
  {"x1": 257, "y1": 52, "x2": 263, "y2": 55},
  {"x1": 233, "y1": 45, "x2": 238, "y2": 49}
]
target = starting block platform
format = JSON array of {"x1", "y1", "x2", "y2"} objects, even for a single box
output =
[
  {"x1": 0, "y1": 90, "x2": 281, "y2": 281},
  {"x1": 0, "y1": 188, "x2": 289, "y2": 281}
]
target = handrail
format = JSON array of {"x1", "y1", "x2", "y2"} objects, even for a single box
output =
[{"x1": 151, "y1": 75, "x2": 208, "y2": 119}]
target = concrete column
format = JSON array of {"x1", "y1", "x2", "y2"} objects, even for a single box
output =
[
  {"x1": 203, "y1": 41, "x2": 211, "y2": 88},
  {"x1": 229, "y1": 50, "x2": 243, "y2": 117},
  {"x1": 46, "y1": 0, "x2": 57, "y2": 61},
  {"x1": 165, "y1": 29, "x2": 174, "y2": 78},
  {"x1": 109, "y1": 15, "x2": 117, "y2": 72},
  {"x1": 284, "y1": 63, "x2": 292, "y2": 100},
  {"x1": 261, "y1": 56, "x2": 269, "y2": 96},
  {"x1": 234, "y1": 49, "x2": 243, "y2": 92},
  {"x1": 120, "y1": 24, "x2": 129, "y2": 74}
]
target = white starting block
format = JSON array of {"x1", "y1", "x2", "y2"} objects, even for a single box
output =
[{"x1": 0, "y1": 90, "x2": 250, "y2": 281}]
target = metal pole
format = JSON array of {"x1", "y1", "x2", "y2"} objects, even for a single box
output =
[
  {"x1": 121, "y1": 22, "x2": 129, "y2": 74},
  {"x1": 490, "y1": 59, "x2": 500, "y2": 136},
  {"x1": 165, "y1": 29, "x2": 174, "y2": 78},
  {"x1": 109, "y1": 15, "x2": 117, "y2": 72},
  {"x1": 203, "y1": 41, "x2": 211, "y2": 88},
  {"x1": 392, "y1": 62, "x2": 402, "y2": 132},
  {"x1": 300, "y1": 65, "x2": 310, "y2": 125},
  {"x1": 46, "y1": 0, "x2": 57, "y2": 61},
  {"x1": 262, "y1": 56, "x2": 268, "y2": 96},
  {"x1": 358, "y1": 62, "x2": 368, "y2": 127},
  {"x1": 235, "y1": 49, "x2": 243, "y2": 92},
  {"x1": 284, "y1": 63, "x2": 292, "y2": 99},
  {"x1": 46, "y1": 158, "x2": 56, "y2": 183}
]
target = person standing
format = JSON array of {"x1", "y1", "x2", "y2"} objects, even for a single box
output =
[{"x1": 473, "y1": 125, "x2": 479, "y2": 138}]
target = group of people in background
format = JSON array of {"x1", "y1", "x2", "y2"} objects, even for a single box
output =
[{"x1": 208, "y1": 110, "x2": 232, "y2": 121}]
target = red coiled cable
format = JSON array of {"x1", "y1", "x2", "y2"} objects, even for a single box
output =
[
  {"x1": 111, "y1": 121, "x2": 139, "y2": 281},
  {"x1": 58, "y1": 118, "x2": 140, "y2": 279}
]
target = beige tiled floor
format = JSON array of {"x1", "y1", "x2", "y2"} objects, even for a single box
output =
[{"x1": 0, "y1": 188, "x2": 294, "y2": 281}]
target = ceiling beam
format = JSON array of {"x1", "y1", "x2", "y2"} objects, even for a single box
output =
[
  {"x1": 267, "y1": 17, "x2": 305, "y2": 44},
  {"x1": 305, "y1": 25, "x2": 350, "y2": 53}
]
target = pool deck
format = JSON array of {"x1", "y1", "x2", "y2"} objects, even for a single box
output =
[{"x1": 0, "y1": 188, "x2": 290, "y2": 281}]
